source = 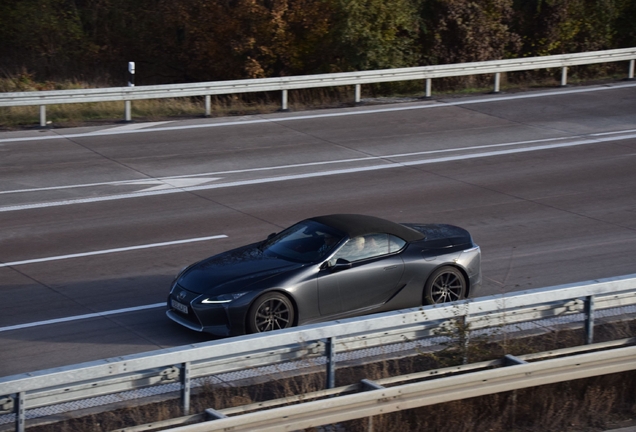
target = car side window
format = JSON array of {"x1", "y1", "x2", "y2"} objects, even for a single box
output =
[
  {"x1": 332, "y1": 233, "x2": 390, "y2": 263},
  {"x1": 389, "y1": 235, "x2": 406, "y2": 252}
]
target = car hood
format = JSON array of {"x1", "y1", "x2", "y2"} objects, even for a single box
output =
[{"x1": 177, "y1": 244, "x2": 303, "y2": 294}]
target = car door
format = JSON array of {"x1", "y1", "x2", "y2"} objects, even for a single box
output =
[{"x1": 317, "y1": 233, "x2": 405, "y2": 316}]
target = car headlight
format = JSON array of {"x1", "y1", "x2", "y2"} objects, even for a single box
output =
[{"x1": 201, "y1": 292, "x2": 248, "y2": 304}]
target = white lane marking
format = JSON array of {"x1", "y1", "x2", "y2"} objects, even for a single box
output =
[
  {"x1": 0, "y1": 235, "x2": 228, "y2": 267},
  {"x1": 0, "y1": 177, "x2": 223, "y2": 196},
  {"x1": 2, "y1": 131, "x2": 636, "y2": 213},
  {"x1": 103, "y1": 121, "x2": 174, "y2": 131},
  {"x1": 0, "y1": 303, "x2": 165, "y2": 333},
  {"x1": 131, "y1": 177, "x2": 223, "y2": 192},
  {"x1": 3, "y1": 129, "x2": 636, "y2": 197},
  {"x1": 1, "y1": 82, "x2": 635, "y2": 144},
  {"x1": 0, "y1": 136, "x2": 560, "y2": 195}
]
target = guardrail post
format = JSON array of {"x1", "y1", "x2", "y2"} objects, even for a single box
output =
[
  {"x1": 425, "y1": 78, "x2": 432, "y2": 98},
  {"x1": 493, "y1": 72, "x2": 501, "y2": 93},
  {"x1": 16, "y1": 392, "x2": 25, "y2": 432},
  {"x1": 361, "y1": 380, "x2": 384, "y2": 432},
  {"x1": 326, "y1": 337, "x2": 336, "y2": 389},
  {"x1": 281, "y1": 90, "x2": 288, "y2": 111},
  {"x1": 462, "y1": 315, "x2": 470, "y2": 364},
  {"x1": 181, "y1": 361, "x2": 191, "y2": 415},
  {"x1": 39, "y1": 106, "x2": 46, "y2": 127},
  {"x1": 355, "y1": 84, "x2": 361, "y2": 104},
  {"x1": 124, "y1": 100, "x2": 132, "y2": 122},
  {"x1": 561, "y1": 67, "x2": 568, "y2": 87},
  {"x1": 205, "y1": 95, "x2": 211, "y2": 117},
  {"x1": 584, "y1": 295, "x2": 595, "y2": 344},
  {"x1": 629, "y1": 60, "x2": 635, "y2": 80}
]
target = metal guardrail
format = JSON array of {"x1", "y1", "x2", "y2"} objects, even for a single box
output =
[
  {"x1": 126, "y1": 341, "x2": 636, "y2": 432},
  {"x1": 1, "y1": 48, "x2": 635, "y2": 125},
  {"x1": 0, "y1": 274, "x2": 635, "y2": 431}
]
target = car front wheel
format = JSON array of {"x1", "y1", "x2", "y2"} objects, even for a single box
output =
[
  {"x1": 247, "y1": 292, "x2": 295, "y2": 333},
  {"x1": 424, "y1": 266, "x2": 467, "y2": 304}
]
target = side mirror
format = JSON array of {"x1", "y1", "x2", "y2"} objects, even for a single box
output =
[
  {"x1": 267, "y1": 232, "x2": 277, "y2": 239},
  {"x1": 330, "y1": 258, "x2": 352, "y2": 272}
]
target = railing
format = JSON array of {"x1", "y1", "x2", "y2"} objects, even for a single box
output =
[
  {"x1": 1, "y1": 48, "x2": 635, "y2": 126},
  {"x1": 1, "y1": 274, "x2": 635, "y2": 432},
  {"x1": 117, "y1": 340, "x2": 636, "y2": 432}
]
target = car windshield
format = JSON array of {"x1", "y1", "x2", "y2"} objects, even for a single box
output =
[{"x1": 261, "y1": 220, "x2": 345, "y2": 263}]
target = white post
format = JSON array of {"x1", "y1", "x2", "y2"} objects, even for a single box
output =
[
  {"x1": 425, "y1": 78, "x2": 432, "y2": 98},
  {"x1": 128, "y1": 61, "x2": 135, "y2": 87},
  {"x1": 125, "y1": 62, "x2": 135, "y2": 121},
  {"x1": 205, "y1": 95, "x2": 211, "y2": 117},
  {"x1": 493, "y1": 72, "x2": 501, "y2": 93},
  {"x1": 561, "y1": 66, "x2": 568, "y2": 86},
  {"x1": 585, "y1": 295, "x2": 595, "y2": 345},
  {"x1": 281, "y1": 89, "x2": 288, "y2": 111},
  {"x1": 354, "y1": 84, "x2": 361, "y2": 103},
  {"x1": 39, "y1": 105, "x2": 46, "y2": 127},
  {"x1": 629, "y1": 60, "x2": 635, "y2": 80}
]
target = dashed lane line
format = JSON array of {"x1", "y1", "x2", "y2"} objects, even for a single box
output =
[
  {"x1": 0, "y1": 235, "x2": 228, "y2": 268},
  {"x1": 0, "y1": 303, "x2": 166, "y2": 333},
  {"x1": 0, "y1": 234, "x2": 228, "y2": 332}
]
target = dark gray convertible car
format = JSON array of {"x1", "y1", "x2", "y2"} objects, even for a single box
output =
[{"x1": 167, "y1": 214, "x2": 481, "y2": 336}]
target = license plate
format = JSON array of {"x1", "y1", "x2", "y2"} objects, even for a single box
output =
[{"x1": 171, "y1": 299, "x2": 188, "y2": 314}]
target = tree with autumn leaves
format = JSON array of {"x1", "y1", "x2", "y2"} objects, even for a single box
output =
[{"x1": 0, "y1": 0, "x2": 634, "y2": 85}]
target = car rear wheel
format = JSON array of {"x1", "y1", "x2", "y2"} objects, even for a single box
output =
[
  {"x1": 247, "y1": 292, "x2": 295, "y2": 333},
  {"x1": 424, "y1": 266, "x2": 467, "y2": 304}
]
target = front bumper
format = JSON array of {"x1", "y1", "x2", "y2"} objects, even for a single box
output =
[{"x1": 166, "y1": 285, "x2": 249, "y2": 336}]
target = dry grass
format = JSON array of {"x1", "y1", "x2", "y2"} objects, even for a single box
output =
[
  {"x1": 334, "y1": 373, "x2": 636, "y2": 432},
  {"x1": 0, "y1": 97, "x2": 280, "y2": 130}
]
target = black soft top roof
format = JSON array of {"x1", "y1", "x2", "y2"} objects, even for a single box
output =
[{"x1": 309, "y1": 214, "x2": 425, "y2": 242}]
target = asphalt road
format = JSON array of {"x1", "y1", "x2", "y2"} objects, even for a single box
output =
[{"x1": 1, "y1": 83, "x2": 636, "y2": 377}]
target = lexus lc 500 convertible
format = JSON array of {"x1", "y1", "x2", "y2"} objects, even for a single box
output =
[{"x1": 167, "y1": 214, "x2": 481, "y2": 336}]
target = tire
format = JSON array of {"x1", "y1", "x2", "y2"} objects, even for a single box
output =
[
  {"x1": 424, "y1": 266, "x2": 467, "y2": 305},
  {"x1": 247, "y1": 292, "x2": 295, "y2": 333}
]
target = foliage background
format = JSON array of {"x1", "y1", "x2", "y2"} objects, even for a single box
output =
[{"x1": 0, "y1": 0, "x2": 635, "y2": 87}]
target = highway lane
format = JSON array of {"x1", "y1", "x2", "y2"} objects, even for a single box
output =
[{"x1": 1, "y1": 83, "x2": 635, "y2": 376}]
